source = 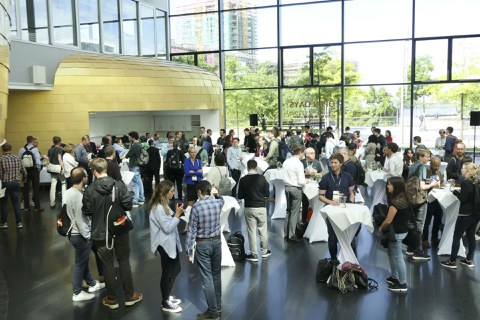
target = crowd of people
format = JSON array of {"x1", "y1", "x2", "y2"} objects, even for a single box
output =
[{"x1": 0, "y1": 123, "x2": 479, "y2": 319}]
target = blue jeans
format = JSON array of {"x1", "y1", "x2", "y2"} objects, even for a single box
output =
[
  {"x1": 130, "y1": 166, "x2": 144, "y2": 204},
  {"x1": 195, "y1": 238, "x2": 222, "y2": 314},
  {"x1": 387, "y1": 232, "x2": 408, "y2": 285},
  {"x1": 0, "y1": 181, "x2": 22, "y2": 224},
  {"x1": 69, "y1": 235, "x2": 96, "y2": 295}
]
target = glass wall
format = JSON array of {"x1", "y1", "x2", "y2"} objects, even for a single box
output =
[
  {"x1": 79, "y1": 0, "x2": 99, "y2": 52},
  {"x1": 170, "y1": 0, "x2": 480, "y2": 148},
  {"x1": 10, "y1": 0, "x2": 168, "y2": 58}
]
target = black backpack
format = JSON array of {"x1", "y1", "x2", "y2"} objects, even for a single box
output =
[
  {"x1": 227, "y1": 231, "x2": 246, "y2": 261},
  {"x1": 277, "y1": 141, "x2": 291, "y2": 163},
  {"x1": 353, "y1": 161, "x2": 366, "y2": 186},
  {"x1": 56, "y1": 204, "x2": 73, "y2": 236},
  {"x1": 166, "y1": 150, "x2": 182, "y2": 170}
]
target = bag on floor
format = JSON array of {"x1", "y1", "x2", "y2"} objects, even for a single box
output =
[
  {"x1": 327, "y1": 264, "x2": 356, "y2": 293},
  {"x1": 341, "y1": 262, "x2": 378, "y2": 291},
  {"x1": 227, "y1": 231, "x2": 245, "y2": 261},
  {"x1": 316, "y1": 258, "x2": 333, "y2": 282},
  {"x1": 56, "y1": 204, "x2": 73, "y2": 236}
]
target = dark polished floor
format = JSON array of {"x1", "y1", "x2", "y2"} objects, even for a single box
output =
[{"x1": 1, "y1": 189, "x2": 480, "y2": 320}]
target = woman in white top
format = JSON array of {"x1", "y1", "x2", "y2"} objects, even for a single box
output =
[
  {"x1": 149, "y1": 180, "x2": 184, "y2": 313},
  {"x1": 63, "y1": 143, "x2": 78, "y2": 189}
]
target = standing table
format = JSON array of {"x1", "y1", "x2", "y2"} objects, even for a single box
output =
[
  {"x1": 428, "y1": 188, "x2": 465, "y2": 257},
  {"x1": 303, "y1": 181, "x2": 327, "y2": 243},
  {"x1": 365, "y1": 170, "x2": 388, "y2": 212},
  {"x1": 320, "y1": 204, "x2": 374, "y2": 266},
  {"x1": 263, "y1": 169, "x2": 287, "y2": 220}
]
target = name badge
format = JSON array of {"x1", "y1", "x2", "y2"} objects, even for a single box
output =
[
  {"x1": 332, "y1": 191, "x2": 340, "y2": 202},
  {"x1": 192, "y1": 175, "x2": 198, "y2": 182}
]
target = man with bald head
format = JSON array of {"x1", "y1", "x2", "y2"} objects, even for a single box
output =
[{"x1": 422, "y1": 156, "x2": 444, "y2": 249}]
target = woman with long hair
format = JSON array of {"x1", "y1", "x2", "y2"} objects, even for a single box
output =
[
  {"x1": 385, "y1": 130, "x2": 393, "y2": 143},
  {"x1": 255, "y1": 136, "x2": 267, "y2": 157},
  {"x1": 149, "y1": 180, "x2": 185, "y2": 313},
  {"x1": 402, "y1": 148, "x2": 415, "y2": 180},
  {"x1": 441, "y1": 163, "x2": 480, "y2": 269},
  {"x1": 380, "y1": 176, "x2": 411, "y2": 292}
]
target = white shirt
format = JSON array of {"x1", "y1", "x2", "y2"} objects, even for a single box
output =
[
  {"x1": 385, "y1": 152, "x2": 403, "y2": 177},
  {"x1": 282, "y1": 156, "x2": 306, "y2": 188},
  {"x1": 325, "y1": 138, "x2": 338, "y2": 159},
  {"x1": 63, "y1": 153, "x2": 78, "y2": 178}
]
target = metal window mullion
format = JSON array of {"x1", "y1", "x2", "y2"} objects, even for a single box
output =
[
  {"x1": 98, "y1": 0, "x2": 104, "y2": 53},
  {"x1": 277, "y1": 0, "x2": 282, "y2": 128},
  {"x1": 74, "y1": 0, "x2": 79, "y2": 47},
  {"x1": 119, "y1": 0, "x2": 124, "y2": 54},
  {"x1": 447, "y1": 37, "x2": 453, "y2": 81},
  {"x1": 46, "y1": 0, "x2": 53, "y2": 44},
  {"x1": 409, "y1": 0, "x2": 416, "y2": 149},
  {"x1": 340, "y1": 0, "x2": 345, "y2": 132},
  {"x1": 136, "y1": 1, "x2": 141, "y2": 56}
]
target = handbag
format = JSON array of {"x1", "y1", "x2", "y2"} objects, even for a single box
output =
[
  {"x1": 327, "y1": 265, "x2": 356, "y2": 293},
  {"x1": 341, "y1": 262, "x2": 378, "y2": 291},
  {"x1": 47, "y1": 163, "x2": 62, "y2": 174},
  {"x1": 106, "y1": 183, "x2": 133, "y2": 250},
  {"x1": 316, "y1": 258, "x2": 333, "y2": 282}
]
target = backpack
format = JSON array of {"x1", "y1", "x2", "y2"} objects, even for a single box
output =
[
  {"x1": 405, "y1": 165, "x2": 427, "y2": 207},
  {"x1": 353, "y1": 161, "x2": 366, "y2": 186},
  {"x1": 106, "y1": 183, "x2": 133, "y2": 250},
  {"x1": 227, "y1": 231, "x2": 246, "y2": 261},
  {"x1": 277, "y1": 140, "x2": 291, "y2": 163},
  {"x1": 137, "y1": 147, "x2": 149, "y2": 166},
  {"x1": 216, "y1": 167, "x2": 232, "y2": 196},
  {"x1": 166, "y1": 150, "x2": 182, "y2": 170},
  {"x1": 56, "y1": 204, "x2": 73, "y2": 237},
  {"x1": 22, "y1": 146, "x2": 35, "y2": 169}
]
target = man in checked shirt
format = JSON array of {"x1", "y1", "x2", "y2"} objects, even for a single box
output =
[{"x1": 185, "y1": 180, "x2": 224, "y2": 320}]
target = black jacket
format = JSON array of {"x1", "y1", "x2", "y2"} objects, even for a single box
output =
[
  {"x1": 453, "y1": 179, "x2": 475, "y2": 216},
  {"x1": 237, "y1": 173, "x2": 269, "y2": 208},
  {"x1": 82, "y1": 177, "x2": 132, "y2": 241},
  {"x1": 147, "y1": 146, "x2": 161, "y2": 171}
]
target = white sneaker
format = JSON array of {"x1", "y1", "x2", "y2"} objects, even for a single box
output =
[
  {"x1": 168, "y1": 295, "x2": 182, "y2": 305},
  {"x1": 162, "y1": 300, "x2": 182, "y2": 313},
  {"x1": 88, "y1": 281, "x2": 105, "y2": 293},
  {"x1": 72, "y1": 291, "x2": 95, "y2": 301},
  {"x1": 475, "y1": 234, "x2": 480, "y2": 241},
  {"x1": 0, "y1": 223, "x2": 7, "y2": 229}
]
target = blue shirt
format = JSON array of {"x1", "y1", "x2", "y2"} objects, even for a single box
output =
[
  {"x1": 18, "y1": 143, "x2": 42, "y2": 170},
  {"x1": 342, "y1": 160, "x2": 357, "y2": 183},
  {"x1": 183, "y1": 158, "x2": 203, "y2": 185},
  {"x1": 185, "y1": 195, "x2": 224, "y2": 255},
  {"x1": 318, "y1": 171, "x2": 355, "y2": 202},
  {"x1": 408, "y1": 161, "x2": 427, "y2": 180}
]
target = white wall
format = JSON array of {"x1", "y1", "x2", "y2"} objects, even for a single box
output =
[{"x1": 89, "y1": 110, "x2": 220, "y2": 144}]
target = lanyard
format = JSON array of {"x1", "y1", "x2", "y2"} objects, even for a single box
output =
[{"x1": 331, "y1": 172, "x2": 342, "y2": 190}]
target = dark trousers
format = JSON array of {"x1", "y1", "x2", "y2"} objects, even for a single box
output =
[
  {"x1": 145, "y1": 168, "x2": 160, "y2": 195},
  {"x1": 94, "y1": 233, "x2": 134, "y2": 301},
  {"x1": 0, "y1": 181, "x2": 22, "y2": 224},
  {"x1": 450, "y1": 215, "x2": 480, "y2": 261},
  {"x1": 157, "y1": 246, "x2": 181, "y2": 303},
  {"x1": 326, "y1": 218, "x2": 361, "y2": 259},
  {"x1": 422, "y1": 200, "x2": 443, "y2": 242},
  {"x1": 91, "y1": 242, "x2": 104, "y2": 279},
  {"x1": 230, "y1": 169, "x2": 241, "y2": 197},
  {"x1": 166, "y1": 170, "x2": 184, "y2": 200},
  {"x1": 23, "y1": 168, "x2": 40, "y2": 209},
  {"x1": 195, "y1": 238, "x2": 222, "y2": 314},
  {"x1": 301, "y1": 193, "x2": 310, "y2": 224},
  {"x1": 69, "y1": 235, "x2": 95, "y2": 295}
]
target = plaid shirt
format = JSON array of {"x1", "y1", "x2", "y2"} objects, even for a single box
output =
[
  {"x1": 185, "y1": 195, "x2": 224, "y2": 256},
  {"x1": 0, "y1": 153, "x2": 27, "y2": 182}
]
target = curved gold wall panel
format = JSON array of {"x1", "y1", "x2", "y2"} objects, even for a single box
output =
[{"x1": 6, "y1": 54, "x2": 224, "y2": 154}]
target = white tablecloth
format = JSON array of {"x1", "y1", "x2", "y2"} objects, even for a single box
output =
[
  {"x1": 264, "y1": 169, "x2": 286, "y2": 220},
  {"x1": 220, "y1": 196, "x2": 241, "y2": 267},
  {"x1": 365, "y1": 170, "x2": 388, "y2": 211},
  {"x1": 303, "y1": 182, "x2": 328, "y2": 243},
  {"x1": 320, "y1": 204, "x2": 374, "y2": 266},
  {"x1": 430, "y1": 149, "x2": 445, "y2": 158},
  {"x1": 428, "y1": 188, "x2": 465, "y2": 257}
]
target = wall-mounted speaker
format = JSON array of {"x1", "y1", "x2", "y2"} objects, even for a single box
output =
[
  {"x1": 249, "y1": 114, "x2": 258, "y2": 126},
  {"x1": 471, "y1": 111, "x2": 480, "y2": 126}
]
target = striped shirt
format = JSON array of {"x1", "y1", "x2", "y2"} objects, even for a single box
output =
[
  {"x1": 185, "y1": 195, "x2": 224, "y2": 255},
  {"x1": 0, "y1": 153, "x2": 27, "y2": 182}
]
